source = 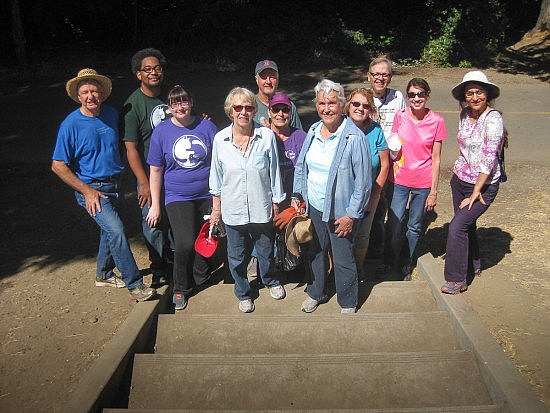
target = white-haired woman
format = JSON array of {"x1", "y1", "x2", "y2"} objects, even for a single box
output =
[
  {"x1": 441, "y1": 71, "x2": 506, "y2": 294},
  {"x1": 292, "y1": 79, "x2": 372, "y2": 314},
  {"x1": 209, "y1": 87, "x2": 286, "y2": 313}
]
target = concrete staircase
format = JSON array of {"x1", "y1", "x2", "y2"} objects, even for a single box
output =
[{"x1": 104, "y1": 270, "x2": 506, "y2": 412}]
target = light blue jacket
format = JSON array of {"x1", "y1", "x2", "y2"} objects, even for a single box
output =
[{"x1": 293, "y1": 117, "x2": 372, "y2": 222}]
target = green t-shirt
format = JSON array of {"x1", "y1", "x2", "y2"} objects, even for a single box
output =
[{"x1": 121, "y1": 88, "x2": 171, "y2": 159}]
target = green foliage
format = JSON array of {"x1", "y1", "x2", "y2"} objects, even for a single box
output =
[
  {"x1": 458, "y1": 60, "x2": 472, "y2": 68},
  {"x1": 421, "y1": 8, "x2": 461, "y2": 67}
]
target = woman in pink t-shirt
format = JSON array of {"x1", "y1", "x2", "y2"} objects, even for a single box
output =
[{"x1": 383, "y1": 78, "x2": 447, "y2": 279}]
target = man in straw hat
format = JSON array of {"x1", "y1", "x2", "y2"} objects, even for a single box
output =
[
  {"x1": 51, "y1": 68, "x2": 157, "y2": 302},
  {"x1": 121, "y1": 48, "x2": 171, "y2": 288}
]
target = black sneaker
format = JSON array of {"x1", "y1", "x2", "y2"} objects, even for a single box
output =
[
  {"x1": 151, "y1": 274, "x2": 168, "y2": 287},
  {"x1": 129, "y1": 283, "x2": 157, "y2": 302}
]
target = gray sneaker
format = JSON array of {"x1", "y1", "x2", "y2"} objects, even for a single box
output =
[
  {"x1": 301, "y1": 296, "x2": 319, "y2": 313},
  {"x1": 268, "y1": 284, "x2": 286, "y2": 300},
  {"x1": 238, "y1": 298, "x2": 255, "y2": 313},
  {"x1": 341, "y1": 307, "x2": 357, "y2": 314},
  {"x1": 129, "y1": 283, "x2": 157, "y2": 302},
  {"x1": 95, "y1": 275, "x2": 126, "y2": 288}
]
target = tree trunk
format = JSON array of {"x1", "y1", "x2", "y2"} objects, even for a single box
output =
[
  {"x1": 11, "y1": 0, "x2": 28, "y2": 72},
  {"x1": 507, "y1": 0, "x2": 550, "y2": 58}
]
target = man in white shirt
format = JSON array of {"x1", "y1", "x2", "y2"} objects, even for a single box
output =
[{"x1": 367, "y1": 57, "x2": 406, "y2": 259}]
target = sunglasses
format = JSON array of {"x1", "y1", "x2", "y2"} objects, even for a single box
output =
[
  {"x1": 233, "y1": 105, "x2": 255, "y2": 112},
  {"x1": 407, "y1": 91, "x2": 428, "y2": 99},
  {"x1": 351, "y1": 101, "x2": 372, "y2": 110},
  {"x1": 269, "y1": 105, "x2": 290, "y2": 114}
]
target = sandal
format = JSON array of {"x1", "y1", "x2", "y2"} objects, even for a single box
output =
[{"x1": 441, "y1": 280, "x2": 468, "y2": 294}]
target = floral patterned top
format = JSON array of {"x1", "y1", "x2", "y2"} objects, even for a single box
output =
[{"x1": 453, "y1": 107, "x2": 505, "y2": 185}]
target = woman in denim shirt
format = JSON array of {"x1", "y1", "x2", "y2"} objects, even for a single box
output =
[
  {"x1": 209, "y1": 87, "x2": 286, "y2": 313},
  {"x1": 441, "y1": 71, "x2": 505, "y2": 294},
  {"x1": 292, "y1": 79, "x2": 372, "y2": 314}
]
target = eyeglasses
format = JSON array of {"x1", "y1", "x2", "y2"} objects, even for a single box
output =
[
  {"x1": 139, "y1": 65, "x2": 163, "y2": 74},
  {"x1": 351, "y1": 101, "x2": 372, "y2": 110},
  {"x1": 317, "y1": 102, "x2": 339, "y2": 109},
  {"x1": 269, "y1": 105, "x2": 290, "y2": 114},
  {"x1": 465, "y1": 89, "x2": 486, "y2": 98},
  {"x1": 169, "y1": 101, "x2": 190, "y2": 108},
  {"x1": 369, "y1": 72, "x2": 391, "y2": 79},
  {"x1": 233, "y1": 105, "x2": 255, "y2": 112},
  {"x1": 407, "y1": 91, "x2": 428, "y2": 99}
]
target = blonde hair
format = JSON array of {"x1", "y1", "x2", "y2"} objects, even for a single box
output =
[
  {"x1": 344, "y1": 87, "x2": 378, "y2": 122},
  {"x1": 223, "y1": 87, "x2": 258, "y2": 119}
]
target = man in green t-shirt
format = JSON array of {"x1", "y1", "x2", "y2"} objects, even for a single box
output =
[{"x1": 121, "y1": 48, "x2": 171, "y2": 286}]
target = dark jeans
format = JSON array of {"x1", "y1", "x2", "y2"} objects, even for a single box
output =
[
  {"x1": 307, "y1": 207, "x2": 358, "y2": 309},
  {"x1": 444, "y1": 174, "x2": 499, "y2": 282},
  {"x1": 165, "y1": 199, "x2": 212, "y2": 295}
]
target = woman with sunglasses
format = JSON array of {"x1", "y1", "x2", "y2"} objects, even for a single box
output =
[
  {"x1": 441, "y1": 71, "x2": 505, "y2": 294},
  {"x1": 146, "y1": 85, "x2": 218, "y2": 311},
  {"x1": 384, "y1": 78, "x2": 447, "y2": 280},
  {"x1": 209, "y1": 87, "x2": 286, "y2": 313},
  {"x1": 344, "y1": 88, "x2": 389, "y2": 280},
  {"x1": 268, "y1": 93, "x2": 306, "y2": 209}
]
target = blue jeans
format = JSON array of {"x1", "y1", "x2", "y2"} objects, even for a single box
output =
[
  {"x1": 225, "y1": 222, "x2": 280, "y2": 300},
  {"x1": 385, "y1": 182, "x2": 430, "y2": 268},
  {"x1": 138, "y1": 183, "x2": 167, "y2": 277},
  {"x1": 75, "y1": 180, "x2": 142, "y2": 290},
  {"x1": 444, "y1": 174, "x2": 499, "y2": 282},
  {"x1": 308, "y1": 207, "x2": 358, "y2": 309}
]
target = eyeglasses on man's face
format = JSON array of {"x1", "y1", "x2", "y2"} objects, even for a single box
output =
[
  {"x1": 407, "y1": 91, "x2": 428, "y2": 99},
  {"x1": 351, "y1": 101, "x2": 372, "y2": 110},
  {"x1": 369, "y1": 72, "x2": 391, "y2": 79},
  {"x1": 140, "y1": 65, "x2": 163, "y2": 74}
]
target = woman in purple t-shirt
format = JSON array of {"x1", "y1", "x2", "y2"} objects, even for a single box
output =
[{"x1": 146, "y1": 85, "x2": 217, "y2": 310}]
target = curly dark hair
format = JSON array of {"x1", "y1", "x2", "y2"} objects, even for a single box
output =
[{"x1": 130, "y1": 48, "x2": 167, "y2": 74}]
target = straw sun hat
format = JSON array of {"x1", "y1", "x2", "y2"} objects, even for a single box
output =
[
  {"x1": 451, "y1": 70, "x2": 500, "y2": 101},
  {"x1": 65, "y1": 68, "x2": 112, "y2": 103},
  {"x1": 285, "y1": 215, "x2": 313, "y2": 257}
]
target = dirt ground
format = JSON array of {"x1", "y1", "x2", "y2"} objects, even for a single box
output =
[{"x1": 0, "y1": 59, "x2": 548, "y2": 412}]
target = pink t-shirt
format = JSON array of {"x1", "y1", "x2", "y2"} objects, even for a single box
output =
[{"x1": 390, "y1": 107, "x2": 447, "y2": 188}]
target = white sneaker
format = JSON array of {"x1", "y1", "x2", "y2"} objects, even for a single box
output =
[
  {"x1": 238, "y1": 298, "x2": 255, "y2": 313},
  {"x1": 341, "y1": 307, "x2": 356, "y2": 314},
  {"x1": 268, "y1": 285, "x2": 286, "y2": 300},
  {"x1": 301, "y1": 296, "x2": 319, "y2": 313}
]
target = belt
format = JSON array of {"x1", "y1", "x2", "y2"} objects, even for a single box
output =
[{"x1": 96, "y1": 173, "x2": 122, "y2": 183}]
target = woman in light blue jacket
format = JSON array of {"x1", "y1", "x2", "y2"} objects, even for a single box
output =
[{"x1": 291, "y1": 79, "x2": 372, "y2": 314}]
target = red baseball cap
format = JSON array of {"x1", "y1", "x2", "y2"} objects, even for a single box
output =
[{"x1": 194, "y1": 221, "x2": 219, "y2": 258}]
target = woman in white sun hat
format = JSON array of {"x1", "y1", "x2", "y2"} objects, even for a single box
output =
[{"x1": 441, "y1": 71, "x2": 506, "y2": 294}]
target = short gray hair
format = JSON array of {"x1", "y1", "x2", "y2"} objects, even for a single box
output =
[{"x1": 314, "y1": 79, "x2": 346, "y2": 105}]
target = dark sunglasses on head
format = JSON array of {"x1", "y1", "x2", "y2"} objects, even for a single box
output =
[
  {"x1": 233, "y1": 105, "x2": 255, "y2": 112},
  {"x1": 269, "y1": 104, "x2": 290, "y2": 113},
  {"x1": 351, "y1": 101, "x2": 371, "y2": 110},
  {"x1": 407, "y1": 91, "x2": 428, "y2": 99}
]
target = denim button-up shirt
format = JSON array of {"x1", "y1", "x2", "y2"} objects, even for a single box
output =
[
  {"x1": 293, "y1": 117, "x2": 372, "y2": 222},
  {"x1": 209, "y1": 124, "x2": 285, "y2": 226}
]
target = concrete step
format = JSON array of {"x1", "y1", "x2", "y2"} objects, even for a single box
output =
[
  {"x1": 182, "y1": 280, "x2": 438, "y2": 314},
  {"x1": 155, "y1": 311, "x2": 461, "y2": 354},
  {"x1": 105, "y1": 405, "x2": 504, "y2": 412},
  {"x1": 127, "y1": 351, "x2": 493, "y2": 410}
]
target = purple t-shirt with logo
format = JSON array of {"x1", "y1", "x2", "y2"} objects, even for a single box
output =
[
  {"x1": 147, "y1": 117, "x2": 217, "y2": 205},
  {"x1": 275, "y1": 127, "x2": 306, "y2": 202}
]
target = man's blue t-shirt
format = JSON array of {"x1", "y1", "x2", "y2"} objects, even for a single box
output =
[{"x1": 52, "y1": 106, "x2": 124, "y2": 183}]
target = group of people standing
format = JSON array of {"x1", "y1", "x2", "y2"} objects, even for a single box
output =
[{"x1": 51, "y1": 49, "x2": 507, "y2": 312}]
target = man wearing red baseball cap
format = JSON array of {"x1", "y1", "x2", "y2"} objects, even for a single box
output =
[{"x1": 253, "y1": 59, "x2": 302, "y2": 129}]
